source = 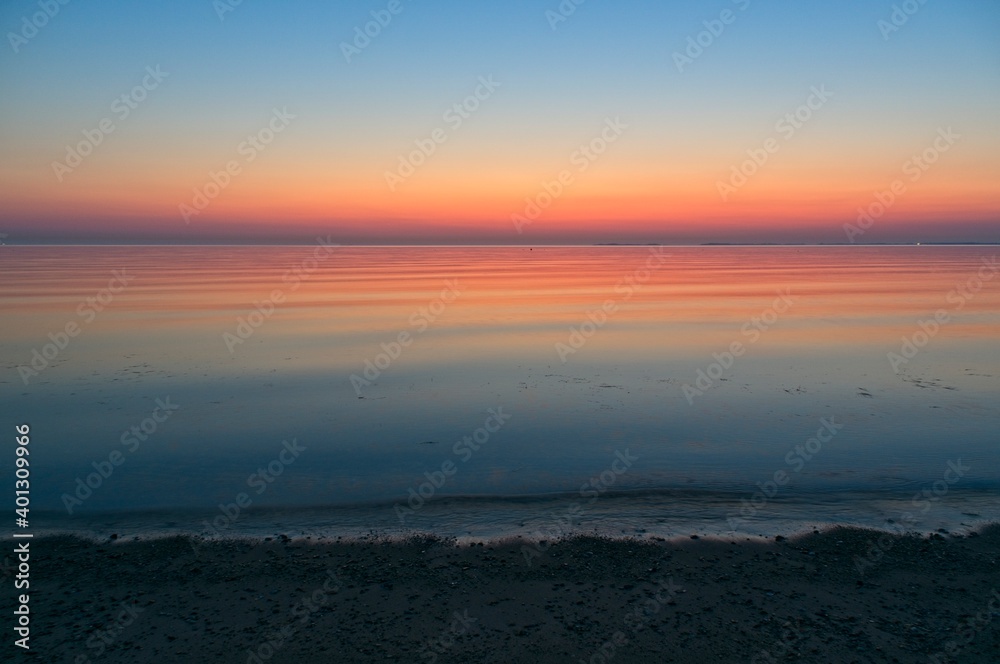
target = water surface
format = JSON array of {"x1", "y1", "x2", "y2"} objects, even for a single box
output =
[{"x1": 2, "y1": 246, "x2": 997, "y2": 539}]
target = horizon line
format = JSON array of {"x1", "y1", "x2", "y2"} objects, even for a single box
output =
[{"x1": 1, "y1": 242, "x2": 998, "y2": 248}]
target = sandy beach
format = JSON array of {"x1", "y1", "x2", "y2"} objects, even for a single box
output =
[{"x1": 16, "y1": 524, "x2": 999, "y2": 663}]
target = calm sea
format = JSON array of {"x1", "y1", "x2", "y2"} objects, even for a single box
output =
[{"x1": 2, "y1": 246, "x2": 997, "y2": 541}]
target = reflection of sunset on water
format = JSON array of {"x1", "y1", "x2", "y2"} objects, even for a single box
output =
[{"x1": 2, "y1": 246, "x2": 997, "y2": 519}]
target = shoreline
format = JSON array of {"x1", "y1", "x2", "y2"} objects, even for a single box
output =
[
  {"x1": 24, "y1": 516, "x2": 1000, "y2": 547},
  {"x1": 16, "y1": 524, "x2": 999, "y2": 663},
  {"x1": 29, "y1": 487, "x2": 1000, "y2": 545}
]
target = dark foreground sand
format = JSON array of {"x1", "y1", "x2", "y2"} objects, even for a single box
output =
[{"x1": 11, "y1": 525, "x2": 999, "y2": 663}]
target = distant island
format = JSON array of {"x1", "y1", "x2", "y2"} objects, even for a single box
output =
[
  {"x1": 696, "y1": 242, "x2": 1000, "y2": 246},
  {"x1": 586, "y1": 242, "x2": 1000, "y2": 246}
]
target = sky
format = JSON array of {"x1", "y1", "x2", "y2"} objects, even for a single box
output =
[{"x1": 1, "y1": 0, "x2": 998, "y2": 244}]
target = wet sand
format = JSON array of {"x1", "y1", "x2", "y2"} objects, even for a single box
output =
[{"x1": 16, "y1": 525, "x2": 1000, "y2": 663}]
